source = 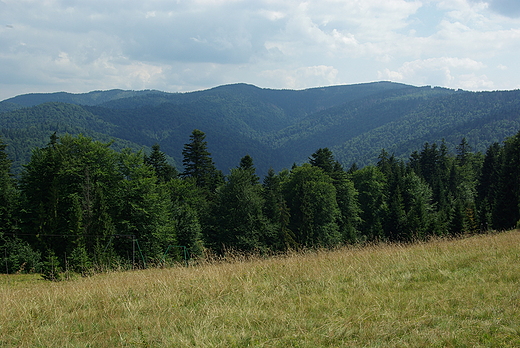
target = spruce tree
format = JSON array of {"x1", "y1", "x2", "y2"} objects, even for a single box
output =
[
  {"x1": 476, "y1": 142, "x2": 502, "y2": 230},
  {"x1": 166, "y1": 178, "x2": 206, "y2": 258},
  {"x1": 211, "y1": 167, "x2": 268, "y2": 252},
  {"x1": 181, "y1": 129, "x2": 223, "y2": 191},
  {"x1": 262, "y1": 168, "x2": 295, "y2": 250},
  {"x1": 0, "y1": 136, "x2": 17, "y2": 237},
  {"x1": 309, "y1": 148, "x2": 337, "y2": 174},
  {"x1": 493, "y1": 131, "x2": 520, "y2": 230},
  {"x1": 239, "y1": 154, "x2": 259, "y2": 184},
  {"x1": 145, "y1": 144, "x2": 177, "y2": 183}
]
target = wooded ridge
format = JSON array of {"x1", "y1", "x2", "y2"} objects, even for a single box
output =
[
  {"x1": 2, "y1": 81, "x2": 519, "y2": 175},
  {"x1": 0, "y1": 81, "x2": 520, "y2": 277}
]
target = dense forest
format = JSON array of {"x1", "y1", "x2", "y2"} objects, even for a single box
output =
[
  {"x1": 2, "y1": 82, "x2": 520, "y2": 176},
  {"x1": 1, "y1": 128, "x2": 519, "y2": 279}
]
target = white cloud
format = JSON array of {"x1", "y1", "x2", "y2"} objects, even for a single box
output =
[
  {"x1": 1, "y1": 0, "x2": 520, "y2": 99},
  {"x1": 261, "y1": 65, "x2": 339, "y2": 89},
  {"x1": 378, "y1": 57, "x2": 489, "y2": 89}
]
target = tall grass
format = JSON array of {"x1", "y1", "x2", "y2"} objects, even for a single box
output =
[{"x1": 1, "y1": 231, "x2": 520, "y2": 347}]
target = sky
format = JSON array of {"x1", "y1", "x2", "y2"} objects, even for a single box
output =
[{"x1": 1, "y1": 0, "x2": 520, "y2": 101}]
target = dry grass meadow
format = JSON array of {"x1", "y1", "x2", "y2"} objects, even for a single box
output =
[{"x1": 1, "y1": 230, "x2": 520, "y2": 347}]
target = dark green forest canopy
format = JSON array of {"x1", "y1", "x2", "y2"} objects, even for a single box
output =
[
  {"x1": 1, "y1": 82, "x2": 520, "y2": 176},
  {"x1": 0, "y1": 126, "x2": 519, "y2": 277},
  {"x1": 1, "y1": 82, "x2": 520, "y2": 278}
]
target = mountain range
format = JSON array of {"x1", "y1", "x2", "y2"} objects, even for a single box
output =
[{"x1": 1, "y1": 81, "x2": 519, "y2": 176}]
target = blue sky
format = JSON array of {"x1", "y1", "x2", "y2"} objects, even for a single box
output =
[{"x1": 1, "y1": 0, "x2": 520, "y2": 100}]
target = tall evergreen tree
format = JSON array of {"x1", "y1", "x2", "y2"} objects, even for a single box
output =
[
  {"x1": 145, "y1": 144, "x2": 177, "y2": 183},
  {"x1": 401, "y1": 170, "x2": 435, "y2": 239},
  {"x1": 476, "y1": 142, "x2": 502, "y2": 230},
  {"x1": 309, "y1": 148, "x2": 337, "y2": 174},
  {"x1": 262, "y1": 168, "x2": 295, "y2": 250},
  {"x1": 409, "y1": 140, "x2": 454, "y2": 234},
  {"x1": 334, "y1": 173, "x2": 361, "y2": 243},
  {"x1": 493, "y1": 131, "x2": 520, "y2": 230},
  {"x1": 166, "y1": 178, "x2": 206, "y2": 258},
  {"x1": 181, "y1": 129, "x2": 223, "y2": 192},
  {"x1": 378, "y1": 152, "x2": 407, "y2": 240},
  {"x1": 0, "y1": 136, "x2": 18, "y2": 237},
  {"x1": 114, "y1": 149, "x2": 176, "y2": 262},
  {"x1": 0, "y1": 137, "x2": 40, "y2": 274},
  {"x1": 239, "y1": 154, "x2": 260, "y2": 184},
  {"x1": 211, "y1": 167, "x2": 268, "y2": 252}
]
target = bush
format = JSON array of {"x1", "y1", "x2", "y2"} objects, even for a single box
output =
[{"x1": 0, "y1": 236, "x2": 42, "y2": 274}]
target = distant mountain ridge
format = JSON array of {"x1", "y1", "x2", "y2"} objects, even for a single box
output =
[
  {"x1": 1, "y1": 82, "x2": 519, "y2": 175},
  {"x1": 1, "y1": 89, "x2": 166, "y2": 109}
]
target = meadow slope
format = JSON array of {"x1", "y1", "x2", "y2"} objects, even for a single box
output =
[{"x1": 1, "y1": 231, "x2": 520, "y2": 347}]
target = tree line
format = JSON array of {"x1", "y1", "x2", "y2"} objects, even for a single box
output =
[{"x1": 1, "y1": 128, "x2": 519, "y2": 278}]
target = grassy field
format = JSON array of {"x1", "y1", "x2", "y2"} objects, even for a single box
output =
[{"x1": 1, "y1": 231, "x2": 520, "y2": 347}]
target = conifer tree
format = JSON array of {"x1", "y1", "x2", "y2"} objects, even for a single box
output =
[
  {"x1": 262, "y1": 168, "x2": 295, "y2": 250},
  {"x1": 145, "y1": 143, "x2": 177, "y2": 183},
  {"x1": 493, "y1": 131, "x2": 520, "y2": 230},
  {"x1": 239, "y1": 154, "x2": 259, "y2": 184},
  {"x1": 309, "y1": 148, "x2": 337, "y2": 174},
  {"x1": 166, "y1": 178, "x2": 205, "y2": 258},
  {"x1": 0, "y1": 136, "x2": 17, "y2": 237},
  {"x1": 181, "y1": 129, "x2": 223, "y2": 191},
  {"x1": 211, "y1": 167, "x2": 268, "y2": 252},
  {"x1": 476, "y1": 142, "x2": 502, "y2": 230},
  {"x1": 114, "y1": 149, "x2": 176, "y2": 262}
]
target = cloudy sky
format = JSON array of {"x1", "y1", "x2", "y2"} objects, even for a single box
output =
[{"x1": 1, "y1": 0, "x2": 520, "y2": 100}]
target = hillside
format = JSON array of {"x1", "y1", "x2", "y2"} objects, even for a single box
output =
[
  {"x1": 2, "y1": 231, "x2": 519, "y2": 347},
  {"x1": 0, "y1": 102, "x2": 172, "y2": 173},
  {"x1": 1, "y1": 82, "x2": 520, "y2": 175}
]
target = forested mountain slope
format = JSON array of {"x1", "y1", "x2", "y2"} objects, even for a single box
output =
[
  {"x1": 1, "y1": 89, "x2": 166, "y2": 109},
  {"x1": 0, "y1": 102, "x2": 166, "y2": 173},
  {"x1": 1, "y1": 82, "x2": 519, "y2": 174}
]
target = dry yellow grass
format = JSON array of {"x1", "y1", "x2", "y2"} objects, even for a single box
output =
[{"x1": 1, "y1": 231, "x2": 520, "y2": 347}]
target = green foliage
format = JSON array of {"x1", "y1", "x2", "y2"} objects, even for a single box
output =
[
  {"x1": 283, "y1": 164, "x2": 341, "y2": 247},
  {"x1": 3, "y1": 83, "x2": 520, "y2": 176},
  {"x1": 309, "y1": 148, "x2": 338, "y2": 174},
  {"x1": 182, "y1": 129, "x2": 223, "y2": 192},
  {"x1": 114, "y1": 149, "x2": 176, "y2": 261},
  {"x1": 0, "y1": 137, "x2": 18, "y2": 236},
  {"x1": 40, "y1": 249, "x2": 63, "y2": 281},
  {"x1": 310, "y1": 148, "x2": 361, "y2": 242},
  {"x1": 476, "y1": 142, "x2": 502, "y2": 229},
  {"x1": 166, "y1": 178, "x2": 206, "y2": 258},
  {"x1": 492, "y1": 131, "x2": 520, "y2": 230},
  {"x1": 20, "y1": 134, "x2": 120, "y2": 257},
  {"x1": 401, "y1": 172, "x2": 435, "y2": 239},
  {"x1": 210, "y1": 167, "x2": 269, "y2": 252},
  {"x1": 262, "y1": 168, "x2": 296, "y2": 250},
  {"x1": 68, "y1": 245, "x2": 92, "y2": 276},
  {"x1": 0, "y1": 237, "x2": 42, "y2": 274},
  {"x1": 0, "y1": 116, "x2": 518, "y2": 276},
  {"x1": 145, "y1": 144, "x2": 178, "y2": 182},
  {"x1": 351, "y1": 166, "x2": 387, "y2": 241}
]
